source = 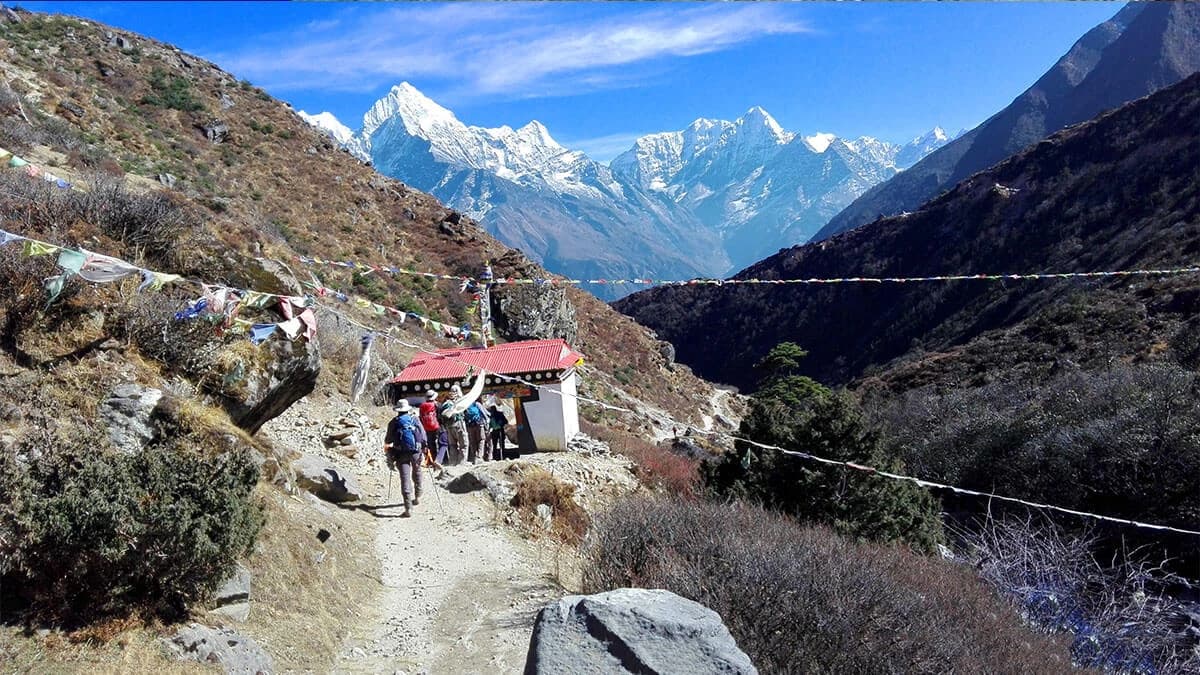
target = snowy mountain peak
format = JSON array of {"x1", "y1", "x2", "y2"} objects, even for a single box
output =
[
  {"x1": 514, "y1": 120, "x2": 563, "y2": 151},
  {"x1": 361, "y1": 81, "x2": 459, "y2": 140},
  {"x1": 297, "y1": 110, "x2": 354, "y2": 145},
  {"x1": 804, "y1": 132, "x2": 837, "y2": 153},
  {"x1": 910, "y1": 126, "x2": 948, "y2": 144},
  {"x1": 737, "y1": 106, "x2": 792, "y2": 144}
]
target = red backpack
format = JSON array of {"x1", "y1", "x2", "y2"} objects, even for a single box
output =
[{"x1": 418, "y1": 401, "x2": 440, "y2": 431}]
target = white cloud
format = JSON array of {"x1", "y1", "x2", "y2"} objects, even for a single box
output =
[{"x1": 209, "y1": 4, "x2": 811, "y2": 101}]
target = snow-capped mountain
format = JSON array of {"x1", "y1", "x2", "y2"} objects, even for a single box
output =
[
  {"x1": 608, "y1": 113, "x2": 951, "y2": 268},
  {"x1": 303, "y1": 83, "x2": 726, "y2": 300},
  {"x1": 297, "y1": 111, "x2": 354, "y2": 146},
  {"x1": 299, "y1": 83, "x2": 950, "y2": 295}
]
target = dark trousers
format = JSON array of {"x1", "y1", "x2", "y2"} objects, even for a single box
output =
[{"x1": 489, "y1": 428, "x2": 506, "y2": 460}]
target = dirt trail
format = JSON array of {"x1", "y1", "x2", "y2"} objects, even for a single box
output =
[{"x1": 333, "y1": 467, "x2": 561, "y2": 674}]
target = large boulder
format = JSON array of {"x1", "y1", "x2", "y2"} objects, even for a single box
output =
[
  {"x1": 164, "y1": 623, "x2": 273, "y2": 674},
  {"x1": 99, "y1": 384, "x2": 164, "y2": 454},
  {"x1": 524, "y1": 588, "x2": 756, "y2": 675},
  {"x1": 492, "y1": 282, "x2": 578, "y2": 344},
  {"x1": 219, "y1": 335, "x2": 321, "y2": 434},
  {"x1": 293, "y1": 453, "x2": 360, "y2": 503}
]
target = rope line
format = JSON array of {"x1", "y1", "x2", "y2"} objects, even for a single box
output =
[
  {"x1": 3, "y1": 225, "x2": 1195, "y2": 536},
  {"x1": 292, "y1": 254, "x2": 1200, "y2": 288},
  {"x1": 316, "y1": 302, "x2": 1200, "y2": 538}
]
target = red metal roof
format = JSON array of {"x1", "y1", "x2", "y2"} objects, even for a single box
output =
[{"x1": 392, "y1": 339, "x2": 584, "y2": 384}]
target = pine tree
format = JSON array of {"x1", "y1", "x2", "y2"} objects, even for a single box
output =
[{"x1": 703, "y1": 342, "x2": 942, "y2": 552}]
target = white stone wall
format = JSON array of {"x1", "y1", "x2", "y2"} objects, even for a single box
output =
[{"x1": 522, "y1": 371, "x2": 579, "y2": 452}]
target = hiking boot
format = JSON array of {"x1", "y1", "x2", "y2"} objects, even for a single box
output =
[
  {"x1": 413, "y1": 497, "x2": 420, "y2": 506},
  {"x1": 400, "y1": 509, "x2": 412, "y2": 518}
]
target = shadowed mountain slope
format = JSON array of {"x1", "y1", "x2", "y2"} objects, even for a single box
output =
[
  {"x1": 815, "y1": 1, "x2": 1200, "y2": 241},
  {"x1": 616, "y1": 72, "x2": 1200, "y2": 393}
]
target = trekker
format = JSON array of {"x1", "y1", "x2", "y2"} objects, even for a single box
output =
[
  {"x1": 440, "y1": 385, "x2": 468, "y2": 465},
  {"x1": 464, "y1": 399, "x2": 487, "y2": 463},
  {"x1": 384, "y1": 400, "x2": 423, "y2": 517},
  {"x1": 488, "y1": 404, "x2": 509, "y2": 460},
  {"x1": 418, "y1": 390, "x2": 442, "y2": 459}
]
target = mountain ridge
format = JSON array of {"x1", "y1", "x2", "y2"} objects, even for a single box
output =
[
  {"x1": 301, "y1": 84, "x2": 951, "y2": 292},
  {"x1": 814, "y1": 1, "x2": 1200, "y2": 241},
  {"x1": 615, "y1": 71, "x2": 1200, "y2": 394}
]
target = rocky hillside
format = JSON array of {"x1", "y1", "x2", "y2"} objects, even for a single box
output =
[
  {"x1": 616, "y1": 72, "x2": 1200, "y2": 393},
  {"x1": 0, "y1": 7, "x2": 720, "y2": 434},
  {"x1": 815, "y1": 1, "x2": 1200, "y2": 241}
]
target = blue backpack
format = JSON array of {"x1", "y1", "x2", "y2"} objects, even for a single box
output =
[
  {"x1": 464, "y1": 402, "x2": 486, "y2": 425},
  {"x1": 391, "y1": 414, "x2": 420, "y2": 453}
]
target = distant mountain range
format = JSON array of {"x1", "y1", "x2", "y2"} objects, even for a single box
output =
[
  {"x1": 814, "y1": 0, "x2": 1200, "y2": 241},
  {"x1": 616, "y1": 71, "x2": 1200, "y2": 393},
  {"x1": 300, "y1": 86, "x2": 951, "y2": 298}
]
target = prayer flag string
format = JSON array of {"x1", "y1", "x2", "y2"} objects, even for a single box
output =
[{"x1": 318, "y1": 301, "x2": 1200, "y2": 538}]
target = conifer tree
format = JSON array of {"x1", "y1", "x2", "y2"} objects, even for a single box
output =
[{"x1": 703, "y1": 342, "x2": 942, "y2": 551}]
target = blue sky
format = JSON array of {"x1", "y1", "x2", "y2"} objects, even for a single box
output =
[{"x1": 29, "y1": 1, "x2": 1122, "y2": 161}]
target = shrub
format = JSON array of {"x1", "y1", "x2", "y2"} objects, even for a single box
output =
[
  {"x1": 704, "y1": 343, "x2": 943, "y2": 551},
  {"x1": 141, "y1": 67, "x2": 203, "y2": 112},
  {"x1": 581, "y1": 420, "x2": 700, "y2": 497},
  {"x1": 73, "y1": 175, "x2": 200, "y2": 265},
  {"x1": 964, "y1": 516, "x2": 1200, "y2": 674},
  {"x1": 871, "y1": 363, "x2": 1200, "y2": 567},
  {"x1": 583, "y1": 496, "x2": 1073, "y2": 673},
  {"x1": 510, "y1": 465, "x2": 590, "y2": 544},
  {"x1": 0, "y1": 421, "x2": 263, "y2": 625}
]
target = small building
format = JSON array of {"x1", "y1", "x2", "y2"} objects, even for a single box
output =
[{"x1": 390, "y1": 339, "x2": 584, "y2": 453}]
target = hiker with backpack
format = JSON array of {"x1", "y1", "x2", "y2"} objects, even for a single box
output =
[
  {"x1": 439, "y1": 384, "x2": 468, "y2": 465},
  {"x1": 384, "y1": 399, "x2": 424, "y2": 517},
  {"x1": 464, "y1": 398, "x2": 488, "y2": 463},
  {"x1": 488, "y1": 403, "x2": 509, "y2": 460},
  {"x1": 418, "y1": 390, "x2": 443, "y2": 464}
]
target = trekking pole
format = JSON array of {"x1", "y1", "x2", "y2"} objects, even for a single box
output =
[{"x1": 385, "y1": 446, "x2": 392, "y2": 502}]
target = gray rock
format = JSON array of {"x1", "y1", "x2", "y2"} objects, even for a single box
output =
[
  {"x1": 214, "y1": 562, "x2": 251, "y2": 605},
  {"x1": 493, "y1": 282, "x2": 578, "y2": 344},
  {"x1": 524, "y1": 588, "x2": 756, "y2": 675},
  {"x1": 294, "y1": 453, "x2": 361, "y2": 503},
  {"x1": 657, "y1": 341, "x2": 675, "y2": 367},
  {"x1": 220, "y1": 93, "x2": 235, "y2": 110},
  {"x1": 445, "y1": 468, "x2": 515, "y2": 505},
  {"x1": 106, "y1": 33, "x2": 132, "y2": 50},
  {"x1": 535, "y1": 503, "x2": 553, "y2": 530},
  {"x1": 202, "y1": 120, "x2": 229, "y2": 143},
  {"x1": 209, "y1": 601, "x2": 250, "y2": 623},
  {"x1": 100, "y1": 384, "x2": 164, "y2": 454},
  {"x1": 94, "y1": 60, "x2": 115, "y2": 77},
  {"x1": 164, "y1": 623, "x2": 273, "y2": 674},
  {"x1": 221, "y1": 332, "x2": 321, "y2": 434},
  {"x1": 158, "y1": 172, "x2": 177, "y2": 188},
  {"x1": 57, "y1": 100, "x2": 84, "y2": 119},
  {"x1": 1, "y1": 6, "x2": 23, "y2": 23}
]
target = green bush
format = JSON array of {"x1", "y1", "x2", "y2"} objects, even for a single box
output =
[
  {"x1": 583, "y1": 496, "x2": 1072, "y2": 673},
  {"x1": 0, "y1": 425, "x2": 263, "y2": 624},
  {"x1": 703, "y1": 343, "x2": 943, "y2": 551},
  {"x1": 141, "y1": 67, "x2": 204, "y2": 112}
]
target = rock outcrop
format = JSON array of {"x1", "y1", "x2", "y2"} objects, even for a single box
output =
[
  {"x1": 164, "y1": 623, "x2": 273, "y2": 674},
  {"x1": 492, "y1": 282, "x2": 578, "y2": 344},
  {"x1": 99, "y1": 384, "x2": 163, "y2": 454},
  {"x1": 524, "y1": 588, "x2": 756, "y2": 674}
]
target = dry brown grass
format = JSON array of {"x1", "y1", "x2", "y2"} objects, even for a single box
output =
[
  {"x1": 508, "y1": 464, "x2": 591, "y2": 545},
  {"x1": 585, "y1": 496, "x2": 1077, "y2": 674},
  {"x1": 581, "y1": 420, "x2": 702, "y2": 497},
  {"x1": 231, "y1": 484, "x2": 380, "y2": 672},
  {"x1": 0, "y1": 626, "x2": 210, "y2": 674}
]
